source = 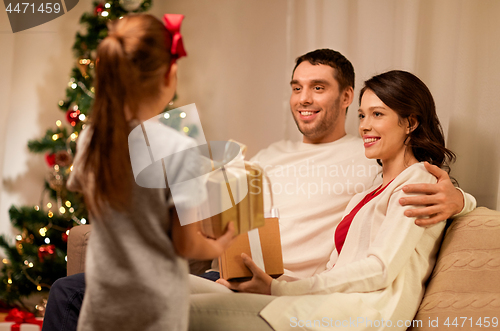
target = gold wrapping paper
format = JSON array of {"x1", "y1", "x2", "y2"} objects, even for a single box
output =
[{"x1": 201, "y1": 162, "x2": 265, "y2": 238}]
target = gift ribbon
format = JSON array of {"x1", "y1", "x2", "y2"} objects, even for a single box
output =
[
  {"x1": 5, "y1": 308, "x2": 43, "y2": 331},
  {"x1": 248, "y1": 228, "x2": 265, "y2": 271},
  {"x1": 163, "y1": 14, "x2": 187, "y2": 62},
  {"x1": 227, "y1": 140, "x2": 279, "y2": 219}
]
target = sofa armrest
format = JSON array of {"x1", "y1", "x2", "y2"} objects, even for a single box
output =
[{"x1": 67, "y1": 224, "x2": 92, "y2": 276}]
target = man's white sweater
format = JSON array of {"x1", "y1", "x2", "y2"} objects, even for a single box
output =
[{"x1": 251, "y1": 134, "x2": 380, "y2": 279}]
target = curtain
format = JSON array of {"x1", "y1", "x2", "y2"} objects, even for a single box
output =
[{"x1": 285, "y1": 0, "x2": 500, "y2": 209}]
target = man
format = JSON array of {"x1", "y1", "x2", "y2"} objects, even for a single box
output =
[
  {"x1": 188, "y1": 49, "x2": 475, "y2": 330},
  {"x1": 42, "y1": 49, "x2": 474, "y2": 331}
]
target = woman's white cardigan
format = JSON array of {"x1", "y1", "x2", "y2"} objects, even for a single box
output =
[{"x1": 260, "y1": 163, "x2": 447, "y2": 331}]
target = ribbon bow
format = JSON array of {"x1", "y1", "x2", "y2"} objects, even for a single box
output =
[
  {"x1": 163, "y1": 14, "x2": 187, "y2": 62},
  {"x1": 5, "y1": 308, "x2": 43, "y2": 331}
]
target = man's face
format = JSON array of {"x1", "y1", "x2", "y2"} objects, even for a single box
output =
[{"x1": 290, "y1": 62, "x2": 348, "y2": 144}]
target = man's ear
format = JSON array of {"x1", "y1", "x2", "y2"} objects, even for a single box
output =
[
  {"x1": 342, "y1": 86, "x2": 354, "y2": 110},
  {"x1": 164, "y1": 62, "x2": 178, "y2": 88},
  {"x1": 407, "y1": 115, "x2": 419, "y2": 134}
]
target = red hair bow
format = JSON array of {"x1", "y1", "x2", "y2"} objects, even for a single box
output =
[{"x1": 163, "y1": 14, "x2": 187, "y2": 62}]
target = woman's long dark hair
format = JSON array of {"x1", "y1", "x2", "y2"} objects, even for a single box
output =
[
  {"x1": 360, "y1": 70, "x2": 455, "y2": 173},
  {"x1": 82, "y1": 14, "x2": 173, "y2": 214}
]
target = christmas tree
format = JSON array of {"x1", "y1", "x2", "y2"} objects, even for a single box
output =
[{"x1": 0, "y1": 0, "x2": 154, "y2": 312}]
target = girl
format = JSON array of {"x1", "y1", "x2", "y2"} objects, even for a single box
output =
[
  {"x1": 199, "y1": 70, "x2": 457, "y2": 330},
  {"x1": 67, "y1": 14, "x2": 234, "y2": 331}
]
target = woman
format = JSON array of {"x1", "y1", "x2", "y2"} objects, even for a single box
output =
[{"x1": 190, "y1": 70, "x2": 455, "y2": 330}]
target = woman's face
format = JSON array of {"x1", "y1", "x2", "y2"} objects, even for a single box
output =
[{"x1": 358, "y1": 89, "x2": 410, "y2": 165}]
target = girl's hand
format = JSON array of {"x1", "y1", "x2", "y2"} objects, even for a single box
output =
[
  {"x1": 216, "y1": 253, "x2": 273, "y2": 295},
  {"x1": 202, "y1": 222, "x2": 236, "y2": 255},
  {"x1": 172, "y1": 208, "x2": 236, "y2": 260}
]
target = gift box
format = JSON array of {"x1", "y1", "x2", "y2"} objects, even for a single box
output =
[
  {"x1": 0, "y1": 322, "x2": 42, "y2": 331},
  {"x1": 219, "y1": 217, "x2": 284, "y2": 280},
  {"x1": 0, "y1": 309, "x2": 43, "y2": 331},
  {"x1": 200, "y1": 141, "x2": 266, "y2": 238}
]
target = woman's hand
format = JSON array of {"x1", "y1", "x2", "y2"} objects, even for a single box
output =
[
  {"x1": 216, "y1": 253, "x2": 273, "y2": 295},
  {"x1": 399, "y1": 162, "x2": 464, "y2": 226}
]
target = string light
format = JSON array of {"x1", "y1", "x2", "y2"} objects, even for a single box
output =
[
  {"x1": 24, "y1": 260, "x2": 29, "y2": 266},
  {"x1": 54, "y1": 165, "x2": 59, "y2": 171},
  {"x1": 59, "y1": 207, "x2": 66, "y2": 214},
  {"x1": 77, "y1": 82, "x2": 95, "y2": 98},
  {"x1": 65, "y1": 201, "x2": 71, "y2": 207},
  {"x1": 183, "y1": 127, "x2": 189, "y2": 133},
  {"x1": 48, "y1": 211, "x2": 53, "y2": 218},
  {"x1": 56, "y1": 120, "x2": 62, "y2": 127},
  {"x1": 65, "y1": 256, "x2": 68, "y2": 262},
  {"x1": 69, "y1": 207, "x2": 74, "y2": 213},
  {"x1": 79, "y1": 59, "x2": 91, "y2": 65},
  {"x1": 34, "y1": 205, "x2": 39, "y2": 211},
  {"x1": 101, "y1": 11, "x2": 109, "y2": 17},
  {"x1": 180, "y1": 112, "x2": 186, "y2": 118},
  {"x1": 164, "y1": 113, "x2": 170, "y2": 119},
  {"x1": 44, "y1": 238, "x2": 51, "y2": 244},
  {"x1": 28, "y1": 262, "x2": 34, "y2": 268},
  {"x1": 58, "y1": 100, "x2": 64, "y2": 106},
  {"x1": 104, "y1": 2, "x2": 111, "y2": 8},
  {"x1": 16, "y1": 235, "x2": 22, "y2": 241},
  {"x1": 71, "y1": 83, "x2": 77, "y2": 89},
  {"x1": 47, "y1": 203, "x2": 52, "y2": 208},
  {"x1": 66, "y1": 230, "x2": 70, "y2": 236},
  {"x1": 37, "y1": 285, "x2": 42, "y2": 291},
  {"x1": 8, "y1": 279, "x2": 12, "y2": 285},
  {"x1": 70, "y1": 132, "x2": 78, "y2": 140},
  {"x1": 39, "y1": 227, "x2": 47, "y2": 236},
  {"x1": 2, "y1": 259, "x2": 9, "y2": 264},
  {"x1": 81, "y1": 218, "x2": 87, "y2": 224},
  {"x1": 52, "y1": 134, "x2": 60, "y2": 141},
  {"x1": 79, "y1": 114, "x2": 86, "y2": 121}
]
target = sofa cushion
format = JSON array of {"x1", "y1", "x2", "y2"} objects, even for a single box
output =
[{"x1": 410, "y1": 207, "x2": 500, "y2": 330}]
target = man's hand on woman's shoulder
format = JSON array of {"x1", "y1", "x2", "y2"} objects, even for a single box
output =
[{"x1": 399, "y1": 162, "x2": 464, "y2": 226}]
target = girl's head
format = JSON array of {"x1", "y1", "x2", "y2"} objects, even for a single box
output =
[
  {"x1": 84, "y1": 14, "x2": 185, "y2": 214},
  {"x1": 94, "y1": 14, "x2": 181, "y2": 119},
  {"x1": 358, "y1": 70, "x2": 455, "y2": 172}
]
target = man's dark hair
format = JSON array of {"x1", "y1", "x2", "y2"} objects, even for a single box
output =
[{"x1": 293, "y1": 49, "x2": 355, "y2": 92}]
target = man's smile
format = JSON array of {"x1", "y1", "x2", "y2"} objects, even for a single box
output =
[{"x1": 298, "y1": 109, "x2": 320, "y2": 120}]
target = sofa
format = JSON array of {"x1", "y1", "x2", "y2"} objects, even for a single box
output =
[{"x1": 67, "y1": 207, "x2": 500, "y2": 330}]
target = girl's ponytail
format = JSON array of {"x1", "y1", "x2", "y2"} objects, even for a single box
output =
[{"x1": 82, "y1": 14, "x2": 172, "y2": 215}]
